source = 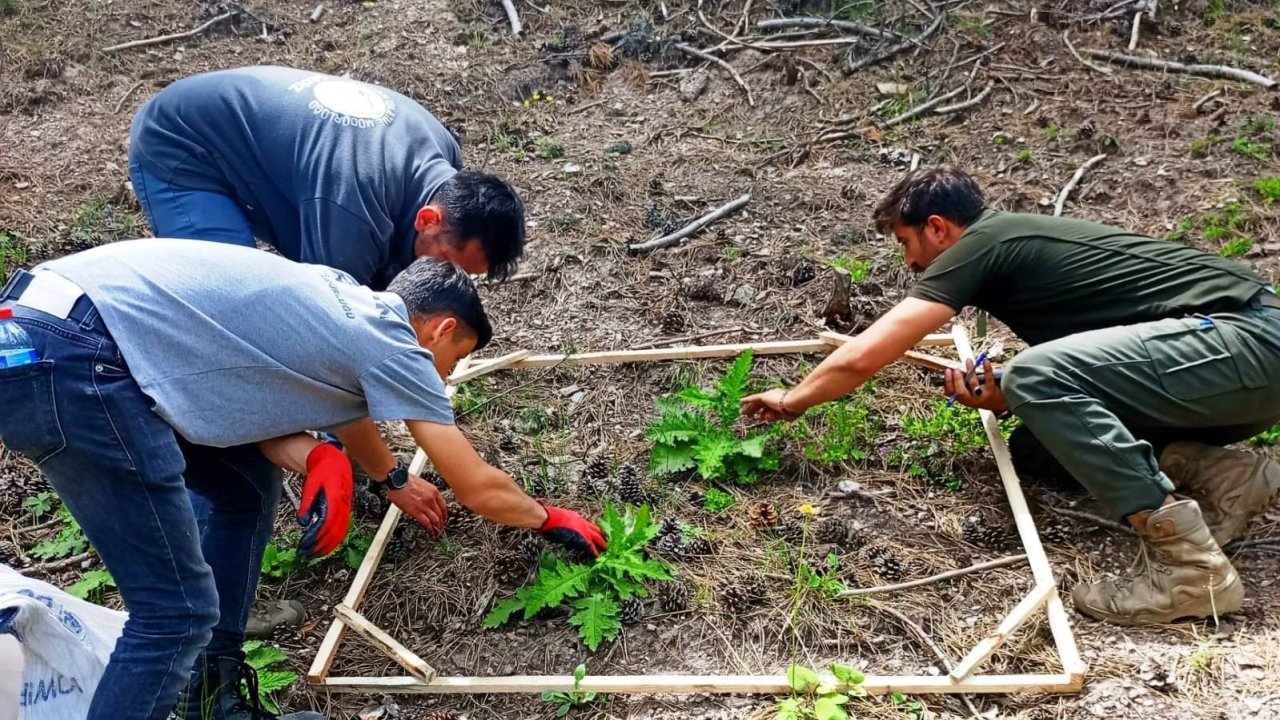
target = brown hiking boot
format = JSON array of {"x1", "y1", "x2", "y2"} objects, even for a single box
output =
[
  {"x1": 1159, "y1": 441, "x2": 1280, "y2": 545},
  {"x1": 1072, "y1": 499, "x2": 1242, "y2": 625}
]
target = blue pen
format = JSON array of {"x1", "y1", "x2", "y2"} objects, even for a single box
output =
[{"x1": 947, "y1": 350, "x2": 988, "y2": 407}]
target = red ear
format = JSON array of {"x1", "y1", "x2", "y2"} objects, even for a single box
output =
[{"x1": 415, "y1": 205, "x2": 442, "y2": 231}]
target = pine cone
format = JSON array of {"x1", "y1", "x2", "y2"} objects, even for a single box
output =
[
  {"x1": 612, "y1": 463, "x2": 646, "y2": 504},
  {"x1": 773, "y1": 519, "x2": 805, "y2": 544},
  {"x1": 660, "y1": 311, "x2": 686, "y2": 335},
  {"x1": 1040, "y1": 523, "x2": 1072, "y2": 545},
  {"x1": 0, "y1": 540, "x2": 26, "y2": 569},
  {"x1": 522, "y1": 470, "x2": 555, "y2": 498},
  {"x1": 683, "y1": 276, "x2": 721, "y2": 302},
  {"x1": 619, "y1": 599, "x2": 644, "y2": 625},
  {"x1": 681, "y1": 535, "x2": 713, "y2": 558},
  {"x1": 494, "y1": 551, "x2": 535, "y2": 584},
  {"x1": 420, "y1": 712, "x2": 459, "y2": 720},
  {"x1": 962, "y1": 516, "x2": 1010, "y2": 551},
  {"x1": 862, "y1": 546, "x2": 903, "y2": 582},
  {"x1": 580, "y1": 456, "x2": 611, "y2": 497},
  {"x1": 1078, "y1": 119, "x2": 1096, "y2": 140},
  {"x1": 814, "y1": 518, "x2": 850, "y2": 546},
  {"x1": 747, "y1": 501, "x2": 778, "y2": 530},
  {"x1": 656, "y1": 582, "x2": 692, "y2": 612},
  {"x1": 791, "y1": 262, "x2": 817, "y2": 286},
  {"x1": 445, "y1": 503, "x2": 480, "y2": 534},
  {"x1": 653, "y1": 531, "x2": 684, "y2": 559},
  {"x1": 720, "y1": 574, "x2": 767, "y2": 613}
]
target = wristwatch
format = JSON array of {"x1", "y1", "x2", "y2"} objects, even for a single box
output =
[{"x1": 372, "y1": 460, "x2": 410, "y2": 494}]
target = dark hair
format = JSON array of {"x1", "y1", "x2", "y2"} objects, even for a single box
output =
[
  {"x1": 872, "y1": 165, "x2": 986, "y2": 233},
  {"x1": 386, "y1": 257, "x2": 493, "y2": 351},
  {"x1": 435, "y1": 170, "x2": 525, "y2": 282}
]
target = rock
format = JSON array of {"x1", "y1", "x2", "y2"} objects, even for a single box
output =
[
  {"x1": 562, "y1": 162, "x2": 582, "y2": 174},
  {"x1": 679, "y1": 69, "x2": 710, "y2": 101},
  {"x1": 729, "y1": 284, "x2": 757, "y2": 305},
  {"x1": 606, "y1": 140, "x2": 633, "y2": 155},
  {"x1": 837, "y1": 480, "x2": 861, "y2": 494}
]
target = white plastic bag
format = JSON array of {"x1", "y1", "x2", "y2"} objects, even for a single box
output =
[{"x1": 0, "y1": 564, "x2": 125, "y2": 719}]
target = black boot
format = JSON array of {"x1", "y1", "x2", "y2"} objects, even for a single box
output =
[{"x1": 174, "y1": 654, "x2": 325, "y2": 720}]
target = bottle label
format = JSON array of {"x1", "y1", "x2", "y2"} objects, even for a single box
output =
[{"x1": 0, "y1": 348, "x2": 38, "y2": 368}]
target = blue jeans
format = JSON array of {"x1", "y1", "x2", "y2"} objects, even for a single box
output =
[
  {"x1": 0, "y1": 291, "x2": 281, "y2": 720},
  {"x1": 128, "y1": 162, "x2": 255, "y2": 247}
]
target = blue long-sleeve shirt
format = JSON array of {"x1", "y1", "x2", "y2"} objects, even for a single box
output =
[{"x1": 130, "y1": 66, "x2": 463, "y2": 289}]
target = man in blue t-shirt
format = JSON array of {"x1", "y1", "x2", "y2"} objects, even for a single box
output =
[
  {"x1": 0, "y1": 242, "x2": 603, "y2": 720},
  {"x1": 128, "y1": 66, "x2": 525, "y2": 287}
]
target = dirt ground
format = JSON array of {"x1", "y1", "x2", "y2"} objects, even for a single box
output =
[{"x1": 4, "y1": 0, "x2": 1280, "y2": 718}]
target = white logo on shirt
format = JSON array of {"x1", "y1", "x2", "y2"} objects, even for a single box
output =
[{"x1": 289, "y1": 75, "x2": 396, "y2": 129}]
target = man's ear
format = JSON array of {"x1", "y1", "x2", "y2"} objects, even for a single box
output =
[{"x1": 415, "y1": 205, "x2": 444, "y2": 232}]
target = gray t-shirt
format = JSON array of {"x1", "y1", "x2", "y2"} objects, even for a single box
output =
[
  {"x1": 130, "y1": 66, "x2": 464, "y2": 290},
  {"x1": 42, "y1": 239, "x2": 453, "y2": 447}
]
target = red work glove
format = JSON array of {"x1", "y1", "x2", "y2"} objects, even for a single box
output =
[
  {"x1": 538, "y1": 502, "x2": 607, "y2": 558},
  {"x1": 297, "y1": 442, "x2": 353, "y2": 559}
]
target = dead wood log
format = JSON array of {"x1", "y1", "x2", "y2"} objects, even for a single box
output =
[
  {"x1": 1084, "y1": 49, "x2": 1277, "y2": 89},
  {"x1": 628, "y1": 194, "x2": 751, "y2": 254},
  {"x1": 756, "y1": 16, "x2": 896, "y2": 41}
]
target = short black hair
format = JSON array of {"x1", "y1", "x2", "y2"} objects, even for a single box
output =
[
  {"x1": 873, "y1": 165, "x2": 986, "y2": 233},
  {"x1": 386, "y1": 257, "x2": 493, "y2": 351},
  {"x1": 435, "y1": 170, "x2": 525, "y2": 282}
]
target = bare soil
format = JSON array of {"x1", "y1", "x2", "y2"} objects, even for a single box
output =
[{"x1": 3, "y1": 0, "x2": 1280, "y2": 719}]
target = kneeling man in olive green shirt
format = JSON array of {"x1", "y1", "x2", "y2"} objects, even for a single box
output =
[{"x1": 744, "y1": 165, "x2": 1280, "y2": 626}]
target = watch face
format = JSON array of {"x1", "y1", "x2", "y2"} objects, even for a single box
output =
[{"x1": 388, "y1": 463, "x2": 410, "y2": 489}]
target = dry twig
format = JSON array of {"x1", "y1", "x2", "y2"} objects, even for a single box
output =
[
  {"x1": 673, "y1": 43, "x2": 755, "y2": 106},
  {"x1": 756, "y1": 16, "x2": 896, "y2": 40},
  {"x1": 1062, "y1": 31, "x2": 1113, "y2": 75},
  {"x1": 934, "y1": 82, "x2": 994, "y2": 115},
  {"x1": 840, "y1": 554, "x2": 1027, "y2": 597},
  {"x1": 1045, "y1": 506, "x2": 1132, "y2": 534},
  {"x1": 1127, "y1": 11, "x2": 1142, "y2": 51},
  {"x1": 500, "y1": 0, "x2": 522, "y2": 34},
  {"x1": 1084, "y1": 49, "x2": 1277, "y2": 89},
  {"x1": 883, "y1": 85, "x2": 965, "y2": 127},
  {"x1": 629, "y1": 194, "x2": 751, "y2": 254},
  {"x1": 847, "y1": 12, "x2": 943, "y2": 72},
  {"x1": 30, "y1": 552, "x2": 94, "y2": 574},
  {"x1": 103, "y1": 11, "x2": 237, "y2": 53},
  {"x1": 112, "y1": 80, "x2": 146, "y2": 114},
  {"x1": 1192, "y1": 88, "x2": 1223, "y2": 112},
  {"x1": 1054, "y1": 154, "x2": 1107, "y2": 217},
  {"x1": 870, "y1": 604, "x2": 984, "y2": 718}
]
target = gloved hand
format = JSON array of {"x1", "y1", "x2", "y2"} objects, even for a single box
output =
[
  {"x1": 297, "y1": 442, "x2": 353, "y2": 559},
  {"x1": 538, "y1": 502, "x2": 607, "y2": 558}
]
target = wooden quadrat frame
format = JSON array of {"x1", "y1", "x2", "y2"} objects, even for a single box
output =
[{"x1": 306, "y1": 326, "x2": 1086, "y2": 697}]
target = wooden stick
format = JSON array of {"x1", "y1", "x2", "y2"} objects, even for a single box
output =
[
  {"x1": 1192, "y1": 88, "x2": 1223, "y2": 112},
  {"x1": 631, "y1": 326, "x2": 744, "y2": 350},
  {"x1": 112, "y1": 80, "x2": 146, "y2": 114},
  {"x1": 510, "y1": 337, "x2": 832, "y2": 369},
  {"x1": 934, "y1": 82, "x2": 994, "y2": 116},
  {"x1": 840, "y1": 554, "x2": 1027, "y2": 597},
  {"x1": 334, "y1": 604, "x2": 437, "y2": 682},
  {"x1": 446, "y1": 350, "x2": 530, "y2": 384},
  {"x1": 628, "y1": 194, "x2": 751, "y2": 254},
  {"x1": 320, "y1": 672, "x2": 1083, "y2": 695},
  {"x1": 847, "y1": 12, "x2": 943, "y2": 72},
  {"x1": 102, "y1": 11, "x2": 237, "y2": 52},
  {"x1": 951, "y1": 325, "x2": 1086, "y2": 684},
  {"x1": 673, "y1": 44, "x2": 754, "y2": 106},
  {"x1": 500, "y1": 0, "x2": 522, "y2": 34},
  {"x1": 1061, "y1": 31, "x2": 1113, "y2": 75},
  {"x1": 1083, "y1": 49, "x2": 1277, "y2": 89},
  {"x1": 949, "y1": 582, "x2": 1056, "y2": 682},
  {"x1": 755, "y1": 16, "x2": 896, "y2": 40},
  {"x1": 308, "y1": 357, "x2": 473, "y2": 683},
  {"x1": 1127, "y1": 11, "x2": 1142, "y2": 51},
  {"x1": 29, "y1": 551, "x2": 93, "y2": 573},
  {"x1": 871, "y1": 604, "x2": 984, "y2": 717},
  {"x1": 1053, "y1": 154, "x2": 1107, "y2": 217},
  {"x1": 309, "y1": 5, "x2": 326, "y2": 22},
  {"x1": 884, "y1": 86, "x2": 965, "y2": 128}
]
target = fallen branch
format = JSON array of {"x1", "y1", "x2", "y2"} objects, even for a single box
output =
[
  {"x1": 102, "y1": 11, "x2": 237, "y2": 53},
  {"x1": 847, "y1": 12, "x2": 944, "y2": 72},
  {"x1": 1192, "y1": 88, "x2": 1223, "y2": 112},
  {"x1": 883, "y1": 85, "x2": 965, "y2": 128},
  {"x1": 500, "y1": 0, "x2": 522, "y2": 34},
  {"x1": 1062, "y1": 31, "x2": 1113, "y2": 75},
  {"x1": 112, "y1": 80, "x2": 146, "y2": 114},
  {"x1": 1045, "y1": 506, "x2": 1132, "y2": 534},
  {"x1": 756, "y1": 16, "x2": 896, "y2": 41},
  {"x1": 1084, "y1": 49, "x2": 1277, "y2": 89},
  {"x1": 30, "y1": 552, "x2": 93, "y2": 574},
  {"x1": 673, "y1": 43, "x2": 754, "y2": 106},
  {"x1": 628, "y1": 193, "x2": 751, "y2": 254},
  {"x1": 840, "y1": 554, "x2": 1027, "y2": 597},
  {"x1": 1053, "y1": 154, "x2": 1107, "y2": 217},
  {"x1": 1127, "y1": 11, "x2": 1142, "y2": 51},
  {"x1": 933, "y1": 82, "x2": 994, "y2": 115}
]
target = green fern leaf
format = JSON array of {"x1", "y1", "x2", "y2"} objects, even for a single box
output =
[
  {"x1": 649, "y1": 442, "x2": 698, "y2": 476},
  {"x1": 738, "y1": 433, "x2": 768, "y2": 458},
  {"x1": 647, "y1": 399, "x2": 710, "y2": 445},
  {"x1": 605, "y1": 552, "x2": 672, "y2": 584},
  {"x1": 569, "y1": 594, "x2": 621, "y2": 651},
  {"x1": 520, "y1": 558, "x2": 595, "y2": 618},
  {"x1": 713, "y1": 350, "x2": 754, "y2": 423},
  {"x1": 675, "y1": 386, "x2": 718, "y2": 409},
  {"x1": 483, "y1": 596, "x2": 528, "y2": 628},
  {"x1": 694, "y1": 432, "x2": 738, "y2": 480}
]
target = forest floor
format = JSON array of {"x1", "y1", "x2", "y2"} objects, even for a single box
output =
[{"x1": 3, "y1": 0, "x2": 1280, "y2": 718}]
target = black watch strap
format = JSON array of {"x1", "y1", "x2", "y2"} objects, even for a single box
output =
[{"x1": 374, "y1": 460, "x2": 410, "y2": 493}]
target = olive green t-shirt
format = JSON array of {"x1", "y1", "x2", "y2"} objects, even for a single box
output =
[{"x1": 906, "y1": 211, "x2": 1269, "y2": 345}]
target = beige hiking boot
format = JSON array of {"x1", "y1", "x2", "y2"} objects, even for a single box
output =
[
  {"x1": 1159, "y1": 441, "x2": 1280, "y2": 545},
  {"x1": 1072, "y1": 499, "x2": 1242, "y2": 625}
]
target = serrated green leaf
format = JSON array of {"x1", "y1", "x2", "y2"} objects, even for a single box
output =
[
  {"x1": 675, "y1": 386, "x2": 718, "y2": 409},
  {"x1": 65, "y1": 569, "x2": 114, "y2": 600},
  {"x1": 521, "y1": 560, "x2": 595, "y2": 618},
  {"x1": 713, "y1": 350, "x2": 753, "y2": 423},
  {"x1": 569, "y1": 594, "x2": 621, "y2": 651},
  {"x1": 694, "y1": 432, "x2": 738, "y2": 480},
  {"x1": 484, "y1": 596, "x2": 528, "y2": 628},
  {"x1": 738, "y1": 433, "x2": 767, "y2": 458},
  {"x1": 649, "y1": 442, "x2": 698, "y2": 476},
  {"x1": 256, "y1": 669, "x2": 297, "y2": 695},
  {"x1": 787, "y1": 664, "x2": 820, "y2": 693},
  {"x1": 603, "y1": 552, "x2": 672, "y2": 584},
  {"x1": 814, "y1": 694, "x2": 849, "y2": 720},
  {"x1": 775, "y1": 698, "x2": 804, "y2": 720},
  {"x1": 647, "y1": 399, "x2": 709, "y2": 444},
  {"x1": 245, "y1": 644, "x2": 287, "y2": 670}
]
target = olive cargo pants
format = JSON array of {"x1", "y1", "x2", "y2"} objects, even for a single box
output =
[{"x1": 1002, "y1": 297, "x2": 1280, "y2": 519}]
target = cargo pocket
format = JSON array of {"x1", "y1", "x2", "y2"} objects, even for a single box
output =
[
  {"x1": 0, "y1": 360, "x2": 66, "y2": 463},
  {"x1": 1141, "y1": 318, "x2": 1245, "y2": 400}
]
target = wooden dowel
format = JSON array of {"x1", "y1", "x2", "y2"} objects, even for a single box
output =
[
  {"x1": 446, "y1": 350, "x2": 530, "y2": 384},
  {"x1": 949, "y1": 582, "x2": 1056, "y2": 682},
  {"x1": 334, "y1": 604, "x2": 437, "y2": 682},
  {"x1": 508, "y1": 338, "x2": 832, "y2": 369}
]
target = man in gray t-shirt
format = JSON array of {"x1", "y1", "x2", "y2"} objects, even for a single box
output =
[{"x1": 0, "y1": 242, "x2": 604, "y2": 720}]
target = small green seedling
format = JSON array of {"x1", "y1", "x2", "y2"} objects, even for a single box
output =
[
  {"x1": 241, "y1": 641, "x2": 298, "y2": 714},
  {"x1": 775, "y1": 662, "x2": 866, "y2": 720},
  {"x1": 22, "y1": 492, "x2": 55, "y2": 520},
  {"x1": 534, "y1": 136, "x2": 564, "y2": 159},
  {"x1": 1017, "y1": 150, "x2": 1033, "y2": 162},
  {"x1": 1253, "y1": 176, "x2": 1280, "y2": 204},
  {"x1": 1220, "y1": 236, "x2": 1253, "y2": 258},
  {"x1": 1248, "y1": 422, "x2": 1280, "y2": 446},
  {"x1": 30, "y1": 506, "x2": 89, "y2": 560},
  {"x1": 891, "y1": 691, "x2": 926, "y2": 719},
  {"x1": 541, "y1": 664, "x2": 600, "y2": 717},
  {"x1": 702, "y1": 487, "x2": 737, "y2": 514},
  {"x1": 829, "y1": 257, "x2": 871, "y2": 282}
]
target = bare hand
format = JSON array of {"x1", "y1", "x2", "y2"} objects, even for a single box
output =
[
  {"x1": 741, "y1": 388, "x2": 802, "y2": 423},
  {"x1": 944, "y1": 358, "x2": 1008, "y2": 414},
  {"x1": 388, "y1": 473, "x2": 448, "y2": 535}
]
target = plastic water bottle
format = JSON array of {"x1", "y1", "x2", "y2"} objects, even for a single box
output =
[{"x1": 0, "y1": 307, "x2": 38, "y2": 368}]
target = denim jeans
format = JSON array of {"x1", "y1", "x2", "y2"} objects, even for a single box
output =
[
  {"x1": 128, "y1": 162, "x2": 256, "y2": 247},
  {"x1": 0, "y1": 294, "x2": 281, "y2": 720}
]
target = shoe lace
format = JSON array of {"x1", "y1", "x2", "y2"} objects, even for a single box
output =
[{"x1": 229, "y1": 660, "x2": 274, "y2": 719}]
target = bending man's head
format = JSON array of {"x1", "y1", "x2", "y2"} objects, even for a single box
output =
[
  {"x1": 873, "y1": 165, "x2": 986, "y2": 273},
  {"x1": 387, "y1": 257, "x2": 493, "y2": 377},
  {"x1": 412, "y1": 170, "x2": 525, "y2": 281}
]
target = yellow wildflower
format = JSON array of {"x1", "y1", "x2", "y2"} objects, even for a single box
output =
[{"x1": 798, "y1": 503, "x2": 817, "y2": 517}]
